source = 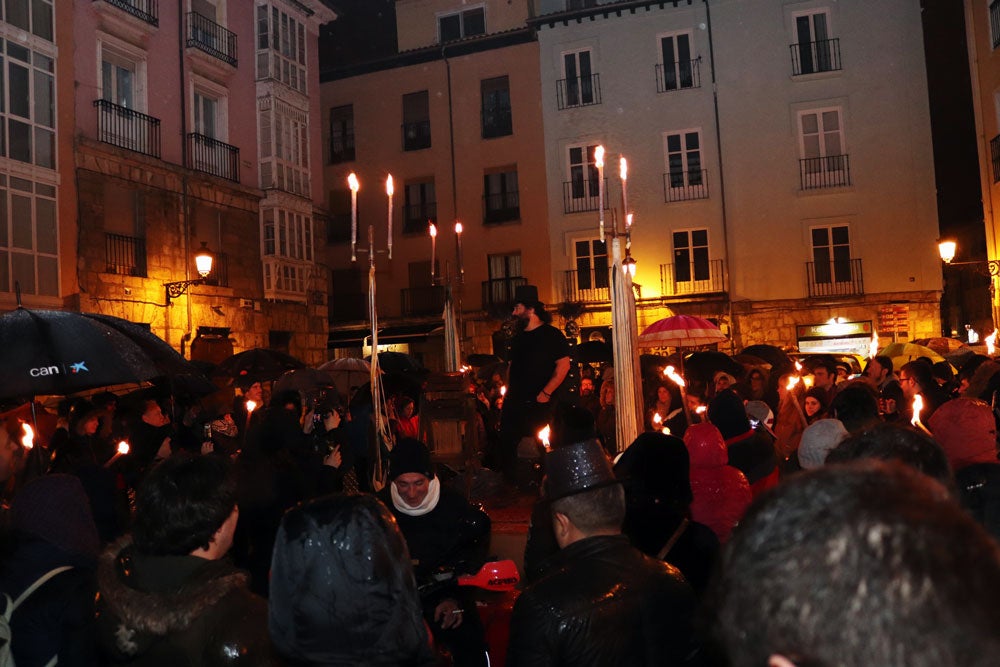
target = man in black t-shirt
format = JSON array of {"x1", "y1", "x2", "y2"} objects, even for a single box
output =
[{"x1": 498, "y1": 285, "x2": 571, "y2": 482}]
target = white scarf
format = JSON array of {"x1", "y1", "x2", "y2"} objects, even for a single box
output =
[{"x1": 390, "y1": 476, "x2": 441, "y2": 516}]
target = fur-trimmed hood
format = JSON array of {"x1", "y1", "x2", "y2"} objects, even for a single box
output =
[{"x1": 96, "y1": 535, "x2": 252, "y2": 661}]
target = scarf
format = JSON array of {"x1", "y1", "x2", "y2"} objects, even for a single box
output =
[{"x1": 390, "y1": 476, "x2": 441, "y2": 517}]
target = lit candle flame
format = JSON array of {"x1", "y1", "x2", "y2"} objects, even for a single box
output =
[
  {"x1": 795, "y1": 360, "x2": 803, "y2": 372},
  {"x1": 537, "y1": 424, "x2": 551, "y2": 450},
  {"x1": 661, "y1": 426, "x2": 671, "y2": 435},
  {"x1": 695, "y1": 405, "x2": 707, "y2": 415},
  {"x1": 429, "y1": 223, "x2": 438, "y2": 237},
  {"x1": 626, "y1": 213, "x2": 633, "y2": 228},
  {"x1": 455, "y1": 221, "x2": 463, "y2": 234},
  {"x1": 803, "y1": 375, "x2": 814, "y2": 389},
  {"x1": 594, "y1": 145, "x2": 605, "y2": 169},
  {"x1": 20, "y1": 422, "x2": 33, "y2": 450},
  {"x1": 348, "y1": 173, "x2": 359, "y2": 192},
  {"x1": 652, "y1": 412, "x2": 662, "y2": 425},
  {"x1": 786, "y1": 375, "x2": 800, "y2": 391},
  {"x1": 246, "y1": 399, "x2": 258, "y2": 414},
  {"x1": 663, "y1": 365, "x2": 685, "y2": 387},
  {"x1": 988, "y1": 330, "x2": 997, "y2": 356},
  {"x1": 117, "y1": 440, "x2": 130, "y2": 456},
  {"x1": 385, "y1": 174, "x2": 394, "y2": 196},
  {"x1": 619, "y1": 156, "x2": 627, "y2": 181},
  {"x1": 500, "y1": 385, "x2": 506, "y2": 397},
  {"x1": 910, "y1": 394, "x2": 932, "y2": 435},
  {"x1": 869, "y1": 331, "x2": 880, "y2": 360}
]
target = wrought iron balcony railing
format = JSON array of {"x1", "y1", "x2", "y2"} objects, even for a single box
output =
[
  {"x1": 186, "y1": 133, "x2": 239, "y2": 182},
  {"x1": 186, "y1": 12, "x2": 237, "y2": 67},
  {"x1": 330, "y1": 132, "x2": 355, "y2": 164},
  {"x1": 556, "y1": 73, "x2": 602, "y2": 110},
  {"x1": 403, "y1": 202, "x2": 437, "y2": 233},
  {"x1": 799, "y1": 154, "x2": 850, "y2": 190},
  {"x1": 655, "y1": 58, "x2": 701, "y2": 92},
  {"x1": 94, "y1": 99, "x2": 161, "y2": 159},
  {"x1": 790, "y1": 38, "x2": 842, "y2": 75},
  {"x1": 402, "y1": 120, "x2": 431, "y2": 151},
  {"x1": 562, "y1": 179, "x2": 610, "y2": 214},
  {"x1": 481, "y1": 276, "x2": 526, "y2": 310},
  {"x1": 402, "y1": 285, "x2": 446, "y2": 317},
  {"x1": 563, "y1": 268, "x2": 609, "y2": 303},
  {"x1": 663, "y1": 169, "x2": 709, "y2": 202},
  {"x1": 98, "y1": 0, "x2": 158, "y2": 26},
  {"x1": 659, "y1": 259, "x2": 725, "y2": 297},
  {"x1": 105, "y1": 233, "x2": 147, "y2": 277},
  {"x1": 483, "y1": 191, "x2": 520, "y2": 224},
  {"x1": 806, "y1": 258, "x2": 864, "y2": 298}
]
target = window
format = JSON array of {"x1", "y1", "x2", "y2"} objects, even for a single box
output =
[
  {"x1": 402, "y1": 91, "x2": 430, "y2": 151},
  {"x1": 438, "y1": 6, "x2": 485, "y2": 43},
  {"x1": 327, "y1": 189, "x2": 351, "y2": 244},
  {"x1": 658, "y1": 32, "x2": 696, "y2": 91},
  {"x1": 488, "y1": 253, "x2": 521, "y2": 281},
  {"x1": 559, "y1": 49, "x2": 598, "y2": 109},
  {"x1": 481, "y1": 76, "x2": 511, "y2": 138},
  {"x1": 485, "y1": 253, "x2": 522, "y2": 307},
  {"x1": 404, "y1": 180, "x2": 436, "y2": 234},
  {"x1": 564, "y1": 144, "x2": 601, "y2": 212},
  {"x1": 673, "y1": 229, "x2": 709, "y2": 283},
  {"x1": 792, "y1": 10, "x2": 838, "y2": 75},
  {"x1": 991, "y1": 0, "x2": 1000, "y2": 50},
  {"x1": 3, "y1": 0, "x2": 53, "y2": 41},
  {"x1": 103, "y1": 184, "x2": 147, "y2": 277},
  {"x1": 483, "y1": 168, "x2": 519, "y2": 224},
  {"x1": 811, "y1": 225, "x2": 852, "y2": 284},
  {"x1": 574, "y1": 238, "x2": 608, "y2": 293},
  {"x1": 0, "y1": 38, "x2": 56, "y2": 169},
  {"x1": 256, "y1": 3, "x2": 308, "y2": 94},
  {"x1": 663, "y1": 130, "x2": 706, "y2": 201},
  {"x1": 798, "y1": 107, "x2": 849, "y2": 188},
  {"x1": 262, "y1": 207, "x2": 313, "y2": 298},
  {"x1": 329, "y1": 104, "x2": 354, "y2": 163},
  {"x1": 0, "y1": 175, "x2": 58, "y2": 297},
  {"x1": 259, "y1": 97, "x2": 310, "y2": 197},
  {"x1": 194, "y1": 90, "x2": 219, "y2": 138},
  {"x1": 102, "y1": 53, "x2": 135, "y2": 109},
  {"x1": 567, "y1": 0, "x2": 597, "y2": 9}
]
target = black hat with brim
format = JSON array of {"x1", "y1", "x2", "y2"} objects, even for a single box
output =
[{"x1": 544, "y1": 438, "x2": 620, "y2": 501}]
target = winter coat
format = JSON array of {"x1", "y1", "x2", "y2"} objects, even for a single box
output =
[
  {"x1": 507, "y1": 535, "x2": 697, "y2": 667},
  {"x1": 268, "y1": 494, "x2": 434, "y2": 667},
  {"x1": 684, "y1": 423, "x2": 752, "y2": 544},
  {"x1": 95, "y1": 536, "x2": 277, "y2": 666}
]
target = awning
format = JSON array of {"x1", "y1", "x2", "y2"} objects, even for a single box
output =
[{"x1": 327, "y1": 322, "x2": 442, "y2": 349}]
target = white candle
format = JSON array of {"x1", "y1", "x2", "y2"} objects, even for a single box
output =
[
  {"x1": 429, "y1": 223, "x2": 437, "y2": 280},
  {"x1": 455, "y1": 221, "x2": 464, "y2": 280},
  {"x1": 386, "y1": 175, "x2": 394, "y2": 259},
  {"x1": 348, "y1": 173, "x2": 359, "y2": 262},
  {"x1": 619, "y1": 156, "x2": 628, "y2": 219},
  {"x1": 595, "y1": 146, "x2": 605, "y2": 242}
]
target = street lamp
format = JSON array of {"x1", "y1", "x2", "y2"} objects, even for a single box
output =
[
  {"x1": 164, "y1": 242, "x2": 214, "y2": 305},
  {"x1": 938, "y1": 239, "x2": 1000, "y2": 276}
]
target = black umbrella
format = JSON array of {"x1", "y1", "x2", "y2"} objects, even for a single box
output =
[
  {"x1": 682, "y1": 351, "x2": 744, "y2": 386},
  {"x1": 0, "y1": 308, "x2": 180, "y2": 400},
  {"x1": 740, "y1": 344, "x2": 794, "y2": 374},
  {"x1": 368, "y1": 351, "x2": 425, "y2": 375},
  {"x1": 214, "y1": 348, "x2": 305, "y2": 385},
  {"x1": 576, "y1": 340, "x2": 613, "y2": 364}
]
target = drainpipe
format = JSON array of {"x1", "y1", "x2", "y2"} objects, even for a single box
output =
[{"x1": 703, "y1": 0, "x2": 735, "y2": 351}]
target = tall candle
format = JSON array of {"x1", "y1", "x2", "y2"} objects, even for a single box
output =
[
  {"x1": 619, "y1": 156, "x2": 628, "y2": 219},
  {"x1": 386, "y1": 174, "x2": 394, "y2": 259},
  {"x1": 348, "y1": 173, "x2": 359, "y2": 261},
  {"x1": 455, "y1": 221, "x2": 464, "y2": 281},
  {"x1": 429, "y1": 223, "x2": 437, "y2": 280},
  {"x1": 595, "y1": 146, "x2": 605, "y2": 242}
]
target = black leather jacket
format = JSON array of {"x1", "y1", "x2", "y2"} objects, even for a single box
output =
[{"x1": 507, "y1": 534, "x2": 697, "y2": 667}]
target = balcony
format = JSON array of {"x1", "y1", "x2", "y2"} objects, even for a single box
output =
[
  {"x1": 330, "y1": 132, "x2": 355, "y2": 164},
  {"x1": 402, "y1": 285, "x2": 446, "y2": 317},
  {"x1": 663, "y1": 169, "x2": 709, "y2": 202},
  {"x1": 203, "y1": 251, "x2": 229, "y2": 287},
  {"x1": 562, "y1": 179, "x2": 609, "y2": 214},
  {"x1": 403, "y1": 202, "x2": 437, "y2": 234},
  {"x1": 186, "y1": 12, "x2": 237, "y2": 67},
  {"x1": 329, "y1": 294, "x2": 367, "y2": 323},
  {"x1": 655, "y1": 58, "x2": 701, "y2": 93},
  {"x1": 790, "y1": 38, "x2": 842, "y2": 76},
  {"x1": 263, "y1": 258, "x2": 309, "y2": 302},
  {"x1": 94, "y1": 99, "x2": 161, "y2": 159},
  {"x1": 105, "y1": 233, "x2": 147, "y2": 277},
  {"x1": 799, "y1": 154, "x2": 850, "y2": 190},
  {"x1": 806, "y1": 258, "x2": 864, "y2": 298},
  {"x1": 483, "y1": 191, "x2": 520, "y2": 224},
  {"x1": 991, "y1": 134, "x2": 1000, "y2": 183},
  {"x1": 482, "y1": 276, "x2": 526, "y2": 311},
  {"x1": 659, "y1": 260, "x2": 725, "y2": 297},
  {"x1": 556, "y1": 74, "x2": 602, "y2": 110},
  {"x1": 563, "y1": 268, "x2": 609, "y2": 303},
  {"x1": 97, "y1": 0, "x2": 158, "y2": 26},
  {"x1": 187, "y1": 133, "x2": 239, "y2": 182},
  {"x1": 402, "y1": 120, "x2": 431, "y2": 151}
]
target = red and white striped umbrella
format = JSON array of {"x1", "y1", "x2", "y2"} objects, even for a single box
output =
[{"x1": 638, "y1": 315, "x2": 727, "y2": 348}]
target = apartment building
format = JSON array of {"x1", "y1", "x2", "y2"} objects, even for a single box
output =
[
  {"x1": 532, "y1": 0, "x2": 942, "y2": 352},
  {"x1": 70, "y1": 0, "x2": 333, "y2": 363},
  {"x1": 320, "y1": 0, "x2": 551, "y2": 364}
]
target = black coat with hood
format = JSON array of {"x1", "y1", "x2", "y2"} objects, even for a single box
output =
[{"x1": 95, "y1": 536, "x2": 277, "y2": 666}]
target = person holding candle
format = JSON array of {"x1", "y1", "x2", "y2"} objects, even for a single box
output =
[
  {"x1": 498, "y1": 285, "x2": 571, "y2": 486},
  {"x1": 898, "y1": 360, "x2": 948, "y2": 424}
]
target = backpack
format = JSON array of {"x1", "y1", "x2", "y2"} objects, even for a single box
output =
[{"x1": 0, "y1": 566, "x2": 73, "y2": 667}]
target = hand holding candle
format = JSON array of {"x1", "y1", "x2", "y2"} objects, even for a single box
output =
[
  {"x1": 104, "y1": 440, "x2": 130, "y2": 468},
  {"x1": 537, "y1": 424, "x2": 551, "y2": 451}
]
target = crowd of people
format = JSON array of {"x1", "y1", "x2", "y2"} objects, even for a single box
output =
[{"x1": 1, "y1": 287, "x2": 1000, "y2": 666}]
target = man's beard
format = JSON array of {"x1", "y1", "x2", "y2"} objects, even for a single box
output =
[{"x1": 514, "y1": 315, "x2": 529, "y2": 332}]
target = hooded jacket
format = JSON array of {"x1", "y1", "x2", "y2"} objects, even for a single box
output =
[
  {"x1": 95, "y1": 536, "x2": 276, "y2": 666},
  {"x1": 684, "y1": 423, "x2": 752, "y2": 544}
]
